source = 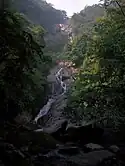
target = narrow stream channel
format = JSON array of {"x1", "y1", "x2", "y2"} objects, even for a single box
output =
[{"x1": 34, "y1": 67, "x2": 67, "y2": 123}]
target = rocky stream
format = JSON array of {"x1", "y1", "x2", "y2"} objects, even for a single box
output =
[{"x1": 1, "y1": 66, "x2": 125, "y2": 166}]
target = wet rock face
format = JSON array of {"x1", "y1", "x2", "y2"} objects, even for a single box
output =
[
  {"x1": 50, "y1": 120, "x2": 68, "y2": 140},
  {"x1": 40, "y1": 145, "x2": 116, "y2": 166},
  {"x1": 97, "y1": 157, "x2": 125, "y2": 166},
  {"x1": 1, "y1": 121, "x2": 125, "y2": 166},
  {"x1": 46, "y1": 120, "x2": 104, "y2": 145},
  {"x1": 64, "y1": 125, "x2": 104, "y2": 144},
  {"x1": 0, "y1": 142, "x2": 28, "y2": 166},
  {"x1": 84, "y1": 143, "x2": 104, "y2": 153},
  {"x1": 51, "y1": 124, "x2": 104, "y2": 145},
  {"x1": 68, "y1": 150, "x2": 115, "y2": 166},
  {"x1": 58, "y1": 146, "x2": 80, "y2": 155},
  {"x1": 109, "y1": 145, "x2": 120, "y2": 153},
  {"x1": 19, "y1": 130, "x2": 58, "y2": 149},
  {"x1": 21, "y1": 128, "x2": 125, "y2": 165},
  {"x1": 1, "y1": 66, "x2": 125, "y2": 166}
]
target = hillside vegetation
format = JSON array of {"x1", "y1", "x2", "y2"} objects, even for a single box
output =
[
  {"x1": 0, "y1": 0, "x2": 68, "y2": 121},
  {"x1": 1, "y1": 1, "x2": 125, "y2": 166},
  {"x1": 12, "y1": 0, "x2": 69, "y2": 55},
  {"x1": 65, "y1": 0, "x2": 125, "y2": 129},
  {"x1": 70, "y1": 4, "x2": 104, "y2": 36},
  {"x1": 62, "y1": 4, "x2": 105, "y2": 64}
]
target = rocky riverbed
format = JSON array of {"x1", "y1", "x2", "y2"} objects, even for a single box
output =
[
  {"x1": 35, "y1": 65, "x2": 72, "y2": 128},
  {"x1": 1, "y1": 66, "x2": 125, "y2": 166},
  {"x1": 1, "y1": 120, "x2": 125, "y2": 166}
]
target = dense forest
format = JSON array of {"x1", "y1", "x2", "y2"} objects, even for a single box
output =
[
  {"x1": 1, "y1": 0, "x2": 125, "y2": 132},
  {"x1": 65, "y1": 0, "x2": 125, "y2": 129},
  {"x1": 1, "y1": 0, "x2": 125, "y2": 165},
  {"x1": 12, "y1": 0, "x2": 67, "y2": 32},
  {"x1": 0, "y1": 0, "x2": 68, "y2": 121},
  {"x1": 69, "y1": 4, "x2": 104, "y2": 36},
  {"x1": 12, "y1": 0, "x2": 69, "y2": 54},
  {"x1": 61, "y1": 4, "x2": 105, "y2": 63}
]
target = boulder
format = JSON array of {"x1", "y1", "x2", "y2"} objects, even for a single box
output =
[
  {"x1": 32, "y1": 148, "x2": 116, "y2": 166},
  {"x1": 118, "y1": 146, "x2": 125, "y2": 162},
  {"x1": 43, "y1": 120, "x2": 68, "y2": 134},
  {"x1": 109, "y1": 145, "x2": 120, "y2": 153},
  {"x1": 34, "y1": 155, "x2": 80, "y2": 166},
  {"x1": 0, "y1": 122, "x2": 59, "y2": 151},
  {"x1": 97, "y1": 157, "x2": 124, "y2": 166},
  {"x1": 58, "y1": 146, "x2": 80, "y2": 155},
  {"x1": 28, "y1": 144, "x2": 51, "y2": 155},
  {"x1": 101, "y1": 128, "x2": 118, "y2": 146},
  {"x1": 19, "y1": 130, "x2": 58, "y2": 149},
  {"x1": 43, "y1": 120, "x2": 68, "y2": 141},
  {"x1": 0, "y1": 142, "x2": 29, "y2": 166},
  {"x1": 68, "y1": 150, "x2": 115, "y2": 166},
  {"x1": 51, "y1": 120, "x2": 68, "y2": 139},
  {"x1": 61, "y1": 125, "x2": 104, "y2": 144},
  {"x1": 84, "y1": 143, "x2": 104, "y2": 153}
]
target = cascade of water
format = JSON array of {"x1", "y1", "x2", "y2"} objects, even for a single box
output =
[{"x1": 34, "y1": 67, "x2": 67, "y2": 124}]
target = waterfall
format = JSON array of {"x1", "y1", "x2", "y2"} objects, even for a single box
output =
[{"x1": 34, "y1": 67, "x2": 67, "y2": 124}]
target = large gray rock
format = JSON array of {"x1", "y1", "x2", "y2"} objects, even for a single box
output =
[
  {"x1": 58, "y1": 146, "x2": 80, "y2": 155},
  {"x1": 42, "y1": 149, "x2": 115, "y2": 166},
  {"x1": 43, "y1": 119, "x2": 68, "y2": 142},
  {"x1": 43, "y1": 119, "x2": 68, "y2": 134},
  {"x1": 84, "y1": 143, "x2": 104, "y2": 152},
  {"x1": 0, "y1": 142, "x2": 27, "y2": 166},
  {"x1": 109, "y1": 145, "x2": 120, "y2": 153},
  {"x1": 68, "y1": 150, "x2": 115, "y2": 166},
  {"x1": 61, "y1": 125, "x2": 104, "y2": 144}
]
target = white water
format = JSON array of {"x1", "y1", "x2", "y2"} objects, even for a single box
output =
[{"x1": 34, "y1": 67, "x2": 67, "y2": 123}]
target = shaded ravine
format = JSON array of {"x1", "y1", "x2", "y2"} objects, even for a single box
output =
[
  {"x1": 34, "y1": 67, "x2": 68, "y2": 124},
  {"x1": 1, "y1": 71, "x2": 124, "y2": 166}
]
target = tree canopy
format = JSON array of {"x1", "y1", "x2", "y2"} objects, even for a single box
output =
[
  {"x1": 12, "y1": 0, "x2": 68, "y2": 33},
  {"x1": 0, "y1": 1, "x2": 60, "y2": 121},
  {"x1": 69, "y1": 4, "x2": 104, "y2": 36},
  {"x1": 65, "y1": 0, "x2": 125, "y2": 129}
]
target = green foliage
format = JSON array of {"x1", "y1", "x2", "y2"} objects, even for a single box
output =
[
  {"x1": 0, "y1": 9, "x2": 52, "y2": 121},
  {"x1": 0, "y1": 0, "x2": 70, "y2": 122},
  {"x1": 66, "y1": 2, "x2": 125, "y2": 129},
  {"x1": 12, "y1": 0, "x2": 68, "y2": 33},
  {"x1": 62, "y1": 4, "x2": 105, "y2": 65},
  {"x1": 69, "y1": 4, "x2": 104, "y2": 36},
  {"x1": 64, "y1": 34, "x2": 89, "y2": 67},
  {"x1": 12, "y1": 0, "x2": 69, "y2": 58}
]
